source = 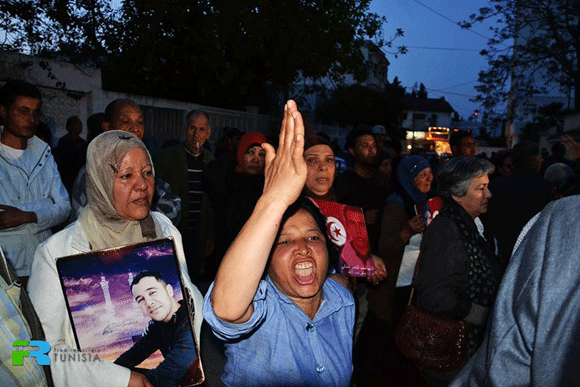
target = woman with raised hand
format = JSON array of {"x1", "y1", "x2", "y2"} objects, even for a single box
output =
[
  {"x1": 28, "y1": 131, "x2": 204, "y2": 387},
  {"x1": 203, "y1": 101, "x2": 355, "y2": 386}
]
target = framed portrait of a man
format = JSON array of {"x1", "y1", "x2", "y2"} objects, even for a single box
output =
[{"x1": 56, "y1": 238, "x2": 204, "y2": 386}]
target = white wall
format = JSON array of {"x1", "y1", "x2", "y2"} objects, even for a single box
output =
[{"x1": 401, "y1": 110, "x2": 453, "y2": 130}]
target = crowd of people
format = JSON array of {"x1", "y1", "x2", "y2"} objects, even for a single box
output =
[{"x1": 2, "y1": 79, "x2": 580, "y2": 386}]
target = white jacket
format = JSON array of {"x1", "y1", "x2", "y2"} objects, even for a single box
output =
[
  {"x1": 0, "y1": 135, "x2": 70, "y2": 276},
  {"x1": 28, "y1": 212, "x2": 204, "y2": 387}
]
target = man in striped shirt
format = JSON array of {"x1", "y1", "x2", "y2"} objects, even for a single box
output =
[{"x1": 154, "y1": 110, "x2": 214, "y2": 283}]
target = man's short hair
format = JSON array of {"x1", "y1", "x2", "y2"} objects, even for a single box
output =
[
  {"x1": 87, "y1": 113, "x2": 105, "y2": 142},
  {"x1": 104, "y1": 99, "x2": 137, "y2": 123},
  {"x1": 185, "y1": 110, "x2": 210, "y2": 126},
  {"x1": 0, "y1": 80, "x2": 42, "y2": 109},
  {"x1": 449, "y1": 130, "x2": 473, "y2": 151},
  {"x1": 511, "y1": 141, "x2": 540, "y2": 173},
  {"x1": 131, "y1": 270, "x2": 167, "y2": 289},
  {"x1": 344, "y1": 125, "x2": 374, "y2": 150},
  {"x1": 66, "y1": 116, "x2": 81, "y2": 129}
]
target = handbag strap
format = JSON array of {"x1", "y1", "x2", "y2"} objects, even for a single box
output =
[
  {"x1": 0, "y1": 248, "x2": 54, "y2": 387},
  {"x1": 406, "y1": 249, "x2": 425, "y2": 307}
]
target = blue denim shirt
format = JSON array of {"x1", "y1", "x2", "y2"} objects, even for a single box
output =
[{"x1": 203, "y1": 276, "x2": 355, "y2": 387}]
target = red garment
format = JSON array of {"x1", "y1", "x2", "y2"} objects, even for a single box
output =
[{"x1": 235, "y1": 132, "x2": 267, "y2": 172}]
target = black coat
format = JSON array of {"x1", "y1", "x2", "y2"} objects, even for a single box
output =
[{"x1": 484, "y1": 172, "x2": 552, "y2": 261}]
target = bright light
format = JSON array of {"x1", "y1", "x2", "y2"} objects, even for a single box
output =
[
  {"x1": 407, "y1": 145, "x2": 412, "y2": 150},
  {"x1": 406, "y1": 131, "x2": 426, "y2": 140}
]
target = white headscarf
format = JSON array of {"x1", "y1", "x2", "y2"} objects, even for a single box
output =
[{"x1": 79, "y1": 130, "x2": 161, "y2": 250}]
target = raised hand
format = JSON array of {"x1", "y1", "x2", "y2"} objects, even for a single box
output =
[
  {"x1": 261, "y1": 100, "x2": 307, "y2": 208},
  {"x1": 212, "y1": 100, "x2": 308, "y2": 323}
]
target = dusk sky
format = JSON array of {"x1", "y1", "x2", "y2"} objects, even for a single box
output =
[{"x1": 370, "y1": 0, "x2": 504, "y2": 119}]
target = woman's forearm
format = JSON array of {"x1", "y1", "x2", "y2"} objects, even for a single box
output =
[
  {"x1": 210, "y1": 100, "x2": 306, "y2": 324},
  {"x1": 211, "y1": 197, "x2": 287, "y2": 323}
]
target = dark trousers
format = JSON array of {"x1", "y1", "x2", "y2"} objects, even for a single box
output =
[
  {"x1": 352, "y1": 287, "x2": 425, "y2": 387},
  {"x1": 183, "y1": 228, "x2": 200, "y2": 285}
]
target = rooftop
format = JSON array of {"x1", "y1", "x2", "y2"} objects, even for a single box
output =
[{"x1": 403, "y1": 96, "x2": 455, "y2": 114}]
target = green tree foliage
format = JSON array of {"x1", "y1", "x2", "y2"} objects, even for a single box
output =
[
  {"x1": 418, "y1": 82, "x2": 428, "y2": 99},
  {"x1": 477, "y1": 125, "x2": 507, "y2": 147},
  {"x1": 408, "y1": 82, "x2": 427, "y2": 99},
  {"x1": 520, "y1": 101, "x2": 569, "y2": 141},
  {"x1": 1, "y1": 0, "x2": 403, "y2": 111},
  {"x1": 1, "y1": 0, "x2": 118, "y2": 60},
  {"x1": 461, "y1": 0, "x2": 580, "y2": 117},
  {"x1": 314, "y1": 81, "x2": 406, "y2": 134}
]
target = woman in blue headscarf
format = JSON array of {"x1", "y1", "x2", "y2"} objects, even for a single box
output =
[
  {"x1": 353, "y1": 155, "x2": 433, "y2": 387},
  {"x1": 372, "y1": 155, "x2": 433, "y2": 323}
]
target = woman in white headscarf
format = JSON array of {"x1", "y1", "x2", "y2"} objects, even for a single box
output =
[{"x1": 28, "y1": 131, "x2": 203, "y2": 387}]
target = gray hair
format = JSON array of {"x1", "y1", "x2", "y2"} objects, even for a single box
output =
[
  {"x1": 185, "y1": 110, "x2": 210, "y2": 126},
  {"x1": 544, "y1": 162, "x2": 573, "y2": 185},
  {"x1": 437, "y1": 156, "x2": 495, "y2": 198}
]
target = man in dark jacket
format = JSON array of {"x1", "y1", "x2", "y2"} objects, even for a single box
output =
[
  {"x1": 154, "y1": 110, "x2": 214, "y2": 282},
  {"x1": 484, "y1": 141, "x2": 552, "y2": 261},
  {"x1": 54, "y1": 116, "x2": 87, "y2": 195},
  {"x1": 115, "y1": 271, "x2": 197, "y2": 387},
  {"x1": 334, "y1": 126, "x2": 390, "y2": 253}
]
